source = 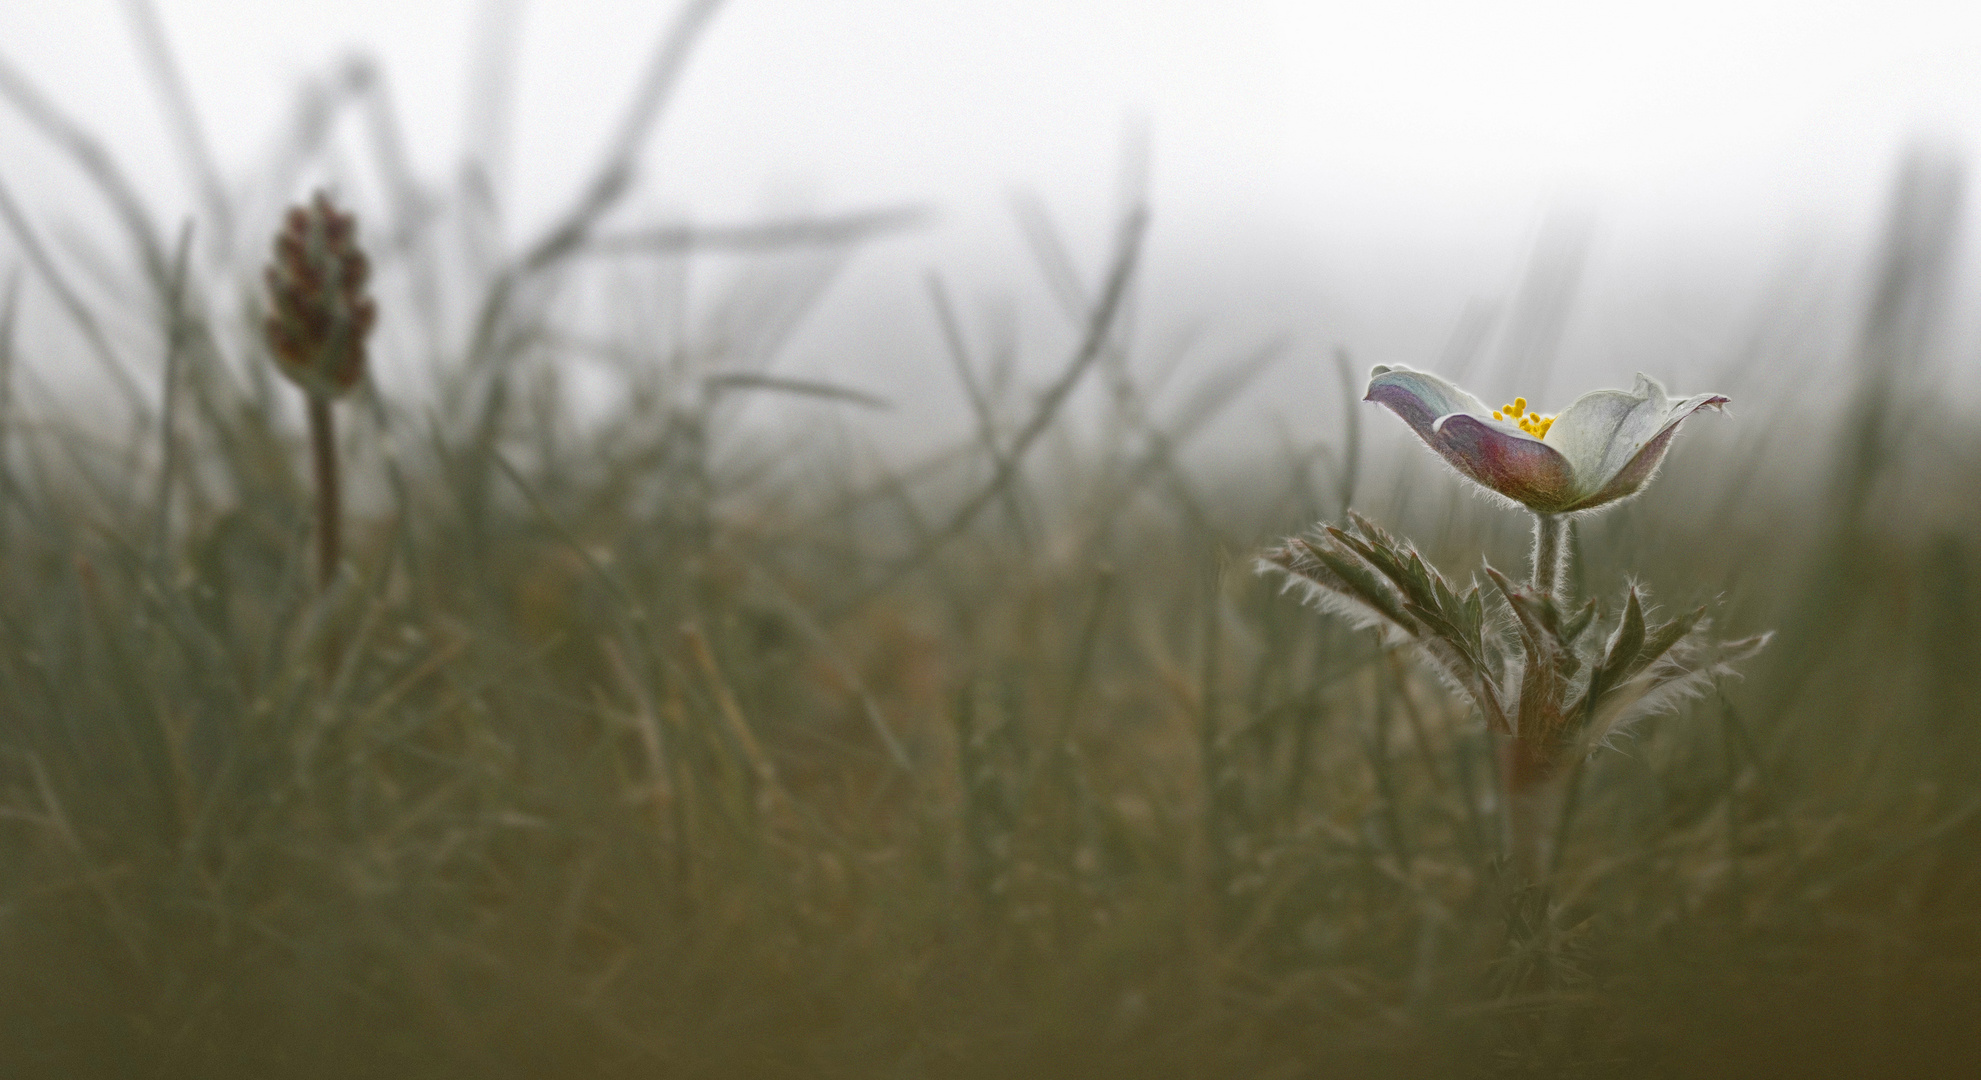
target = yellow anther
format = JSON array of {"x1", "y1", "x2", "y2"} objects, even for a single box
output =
[
  {"x1": 1495, "y1": 394, "x2": 1556, "y2": 437},
  {"x1": 1495, "y1": 392, "x2": 1556, "y2": 438}
]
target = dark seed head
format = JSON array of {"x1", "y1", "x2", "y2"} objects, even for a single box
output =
[{"x1": 264, "y1": 192, "x2": 375, "y2": 399}]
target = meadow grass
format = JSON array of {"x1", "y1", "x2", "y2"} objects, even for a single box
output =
[{"x1": 2, "y1": 9, "x2": 1981, "y2": 1078}]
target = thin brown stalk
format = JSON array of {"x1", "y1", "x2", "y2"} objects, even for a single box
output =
[
  {"x1": 0, "y1": 174, "x2": 150, "y2": 419},
  {"x1": 152, "y1": 222, "x2": 195, "y2": 568},
  {"x1": 0, "y1": 51, "x2": 170, "y2": 282},
  {"x1": 519, "y1": 0, "x2": 726, "y2": 271},
  {"x1": 831, "y1": 205, "x2": 1147, "y2": 615},
  {"x1": 308, "y1": 394, "x2": 340, "y2": 590},
  {"x1": 122, "y1": 0, "x2": 232, "y2": 250}
]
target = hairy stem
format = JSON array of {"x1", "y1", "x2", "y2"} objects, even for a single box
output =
[
  {"x1": 1530, "y1": 512, "x2": 1568, "y2": 600},
  {"x1": 1507, "y1": 512, "x2": 1574, "y2": 885},
  {"x1": 308, "y1": 393, "x2": 340, "y2": 590},
  {"x1": 1498, "y1": 733, "x2": 1563, "y2": 883}
]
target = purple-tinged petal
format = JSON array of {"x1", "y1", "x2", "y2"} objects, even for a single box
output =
[
  {"x1": 1430, "y1": 413, "x2": 1577, "y2": 512},
  {"x1": 1365, "y1": 363, "x2": 1725, "y2": 515},
  {"x1": 1364, "y1": 365, "x2": 1492, "y2": 444},
  {"x1": 1566, "y1": 393, "x2": 1729, "y2": 511},
  {"x1": 1368, "y1": 364, "x2": 1575, "y2": 510}
]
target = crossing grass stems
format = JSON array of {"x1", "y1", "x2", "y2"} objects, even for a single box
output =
[{"x1": 0, "y1": 4, "x2": 1978, "y2": 1077}]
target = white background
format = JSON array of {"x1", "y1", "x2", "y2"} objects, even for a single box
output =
[{"x1": 2, "y1": 0, "x2": 1978, "y2": 437}]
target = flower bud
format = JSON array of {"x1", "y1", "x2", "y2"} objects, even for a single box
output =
[{"x1": 264, "y1": 192, "x2": 375, "y2": 399}]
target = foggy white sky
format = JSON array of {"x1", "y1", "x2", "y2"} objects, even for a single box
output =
[{"x1": 3, "y1": 0, "x2": 1980, "y2": 433}]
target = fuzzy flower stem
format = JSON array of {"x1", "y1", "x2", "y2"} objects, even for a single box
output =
[
  {"x1": 1509, "y1": 511, "x2": 1575, "y2": 884},
  {"x1": 1530, "y1": 512, "x2": 1567, "y2": 600},
  {"x1": 308, "y1": 393, "x2": 339, "y2": 590},
  {"x1": 1499, "y1": 734, "x2": 1560, "y2": 883}
]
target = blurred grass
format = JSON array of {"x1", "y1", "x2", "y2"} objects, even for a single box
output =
[{"x1": 3, "y1": 7, "x2": 1981, "y2": 1078}]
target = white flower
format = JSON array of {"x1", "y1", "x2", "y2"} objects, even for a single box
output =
[{"x1": 1364, "y1": 364, "x2": 1729, "y2": 514}]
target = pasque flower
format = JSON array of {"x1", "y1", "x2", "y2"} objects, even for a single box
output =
[
  {"x1": 1364, "y1": 364, "x2": 1728, "y2": 514},
  {"x1": 1264, "y1": 363, "x2": 1762, "y2": 882}
]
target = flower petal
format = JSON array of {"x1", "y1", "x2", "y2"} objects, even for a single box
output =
[
  {"x1": 1364, "y1": 364, "x2": 1727, "y2": 516},
  {"x1": 1429, "y1": 413, "x2": 1578, "y2": 511},
  {"x1": 1567, "y1": 391, "x2": 1728, "y2": 510},
  {"x1": 1542, "y1": 375, "x2": 1672, "y2": 498},
  {"x1": 1367, "y1": 364, "x2": 1577, "y2": 510},
  {"x1": 1364, "y1": 365, "x2": 1492, "y2": 442}
]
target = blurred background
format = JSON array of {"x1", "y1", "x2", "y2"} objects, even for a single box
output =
[
  {"x1": 6, "y1": 0, "x2": 1981, "y2": 431},
  {"x1": 3, "y1": 3, "x2": 1981, "y2": 1078}
]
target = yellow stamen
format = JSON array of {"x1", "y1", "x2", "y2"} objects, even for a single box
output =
[{"x1": 1496, "y1": 392, "x2": 1554, "y2": 439}]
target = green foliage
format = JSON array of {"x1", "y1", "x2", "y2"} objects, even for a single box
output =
[
  {"x1": 0, "y1": 17, "x2": 1979, "y2": 1080},
  {"x1": 1264, "y1": 513, "x2": 1768, "y2": 759}
]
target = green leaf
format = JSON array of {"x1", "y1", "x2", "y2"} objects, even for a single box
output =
[
  {"x1": 1623, "y1": 605, "x2": 1705, "y2": 683},
  {"x1": 1485, "y1": 567, "x2": 1551, "y2": 649},
  {"x1": 1326, "y1": 524, "x2": 1441, "y2": 619},
  {"x1": 1561, "y1": 598, "x2": 1598, "y2": 644},
  {"x1": 1583, "y1": 588, "x2": 1646, "y2": 719},
  {"x1": 1400, "y1": 600, "x2": 1479, "y2": 674},
  {"x1": 1345, "y1": 509, "x2": 1402, "y2": 550},
  {"x1": 1312, "y1": 540, "x2": 1419, "y2": 634}
]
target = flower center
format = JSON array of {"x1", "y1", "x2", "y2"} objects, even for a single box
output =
[{"x1": 1491, "y1": 396, "x2": 1554, "y2": 439}]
